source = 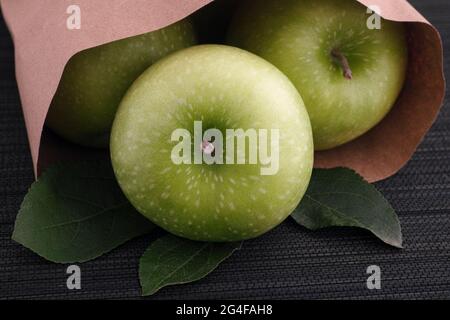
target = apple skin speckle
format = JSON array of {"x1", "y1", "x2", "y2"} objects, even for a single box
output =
[
  {"x1": 111, "y1": 45, "x2": 314, "y2": 242},
  {"x1": 227, "y1": 0, "x2": 408, "y2": 150},
  {"x1": 46, "y1": 19, "x2": 196, "y2": 148}
]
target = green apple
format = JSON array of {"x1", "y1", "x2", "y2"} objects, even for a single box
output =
[
  {"x1": 192, "y1": 0, "x2": 238, "y2": 44},
  {"x1": 46, "y1": 19, "x2": 196, "y2": 148},
  {"x1": 227, "y1": 0, "x2": 408, "y2": 150},
  {"x1": 111, "y1": 45, "x2": 314, "y2": 242}
]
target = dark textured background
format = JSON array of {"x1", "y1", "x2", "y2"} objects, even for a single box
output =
[{"x1": 0, "y1": 0, "x2": 449, "y2": 300}]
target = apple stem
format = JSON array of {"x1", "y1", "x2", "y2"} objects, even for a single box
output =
[{"x1": 331, "y1": 49, "x2": 353, "y2": 80}]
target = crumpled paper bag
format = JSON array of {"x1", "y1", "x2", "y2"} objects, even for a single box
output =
[{"x1": 0, "y1": 0, "x2": 445, "y2": 182}]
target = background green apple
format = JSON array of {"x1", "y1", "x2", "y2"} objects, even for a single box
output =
[
  {"x1": 46, "y1": 19, "x2": 196, "y2": 148},
  {"x1": 227, "y1": 0, "x2": 408, "y2": 150},
  {"x1": 192, "y1": 0, "x2": 238, "y2": 44},
  {"x1": 111, "y1": 45, "x2": 314, "y2": 242}
]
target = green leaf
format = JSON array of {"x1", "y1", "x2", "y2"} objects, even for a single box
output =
[
  {"x1": 139, "y1": 235, "x2": 242, "y2": 296},
  {"x1": 292, "y1": 168, "x2": 402, "y2": 248},
  {"x1": 12, "y1": 161, "x2": 155, "y2": 263}
]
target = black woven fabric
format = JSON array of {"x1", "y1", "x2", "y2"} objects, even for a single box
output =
[{"x1": 0, "y1": 0, "x2": 449, "y2": 300}]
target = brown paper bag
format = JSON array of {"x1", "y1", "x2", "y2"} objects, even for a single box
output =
[{"x1": 0, "y1": 0, "x2": 445, "y2": 182}]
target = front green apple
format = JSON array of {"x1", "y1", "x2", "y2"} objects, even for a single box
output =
[
  {"x1": 46, "y1": 19, "x2": 196, "y2": 148},
  {"x1": 111, "y1": 45, "x2": 314, "y2": 242},
  {"x1": 228, "y1": 0, "x2": 408, "y2": 150}
]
